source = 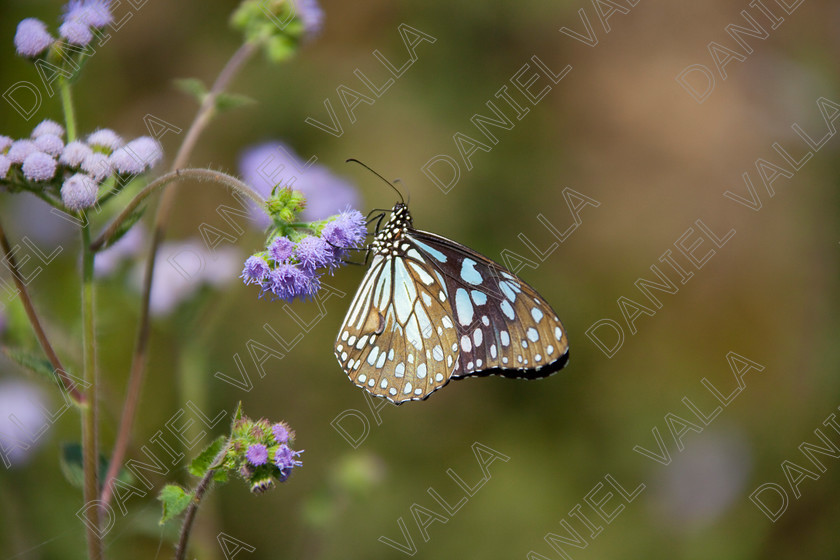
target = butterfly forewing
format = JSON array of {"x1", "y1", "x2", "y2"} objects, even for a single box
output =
[{"x1": 407, "y1": 230, "x2": 569, "y2": 380}]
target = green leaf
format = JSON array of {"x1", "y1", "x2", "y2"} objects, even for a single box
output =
[
  {"x1": 188, "y1": 435, "x2": 227, "y2": 478},
  {"x1": 102, "y1": 204, "x2": 146, "y2": 250},
  {"x1": 174, "y1": 77, "x2": 208, "y2": 104},
  {"x1": 214, "y1": 92, "x2": 255, "y2": 113},
  {"x1": 158, "y1": 484, "x2": 194, "y2": 525},
  {"x1": 59, "y1": 443, "x2": 135, "y2": 489},
  {"x1": 1, "y1": 347, "x2": 55, "y2": 382}
]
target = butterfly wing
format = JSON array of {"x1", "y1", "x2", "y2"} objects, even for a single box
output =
[
  {"x1": 406, "y1": 229, "x2": 569, "y2": 380},
  {"x1": 335, "y1": 250, "x2": 461, "y2": 403}
]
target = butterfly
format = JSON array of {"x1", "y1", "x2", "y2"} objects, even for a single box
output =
[{"x1": 334, "y1": 187, "x2": 569, "y2": 404}]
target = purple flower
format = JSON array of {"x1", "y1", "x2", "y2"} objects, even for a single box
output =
[
  {"x1": 61, "y1": 173, "x2": 98, "y2": 210},
  {"x1": 266, "y1": 264, "x2": 318, "y2": 302},
  {"x1": 246, "y1": 444, "x2": 269, "y2": 466},
  {"x1": 87, "y1": 128, "x2": 123, "y2": 151},
  {"x1": 0, "y1": 380, "x2": 50, "y2": 468},
  {"x1": 272, "y1": 422, "x2": 291, "y2": 444},
  {"x1": 321, "y1": 209, "x2": 367, "y2": 254},
  {"x1": 241, "y1": 255, "x2": 270, "y2": 285},
  {"x1": 63, "y1": 0, "x2": 113, "y2": 28},
  {"x1": 274, "y1": 444, "x2": 303, "y2": 472},
  {"x1": 60, "y1": 141, "x2": 92, "y2": 167},
  {"x1": 238, "y1": 142, "x2": 360, "y2": 227},
  {"x1": 0, "y1": 156, "x2": 11, "y2": 178},
  {"x1": 269, "y1": 236, "x2": 295, "y2": 264},
  {"x1": 295, "y1": 235, "x2": 335, "y2": 271},
  {"x1": 34, "y1": 134, "x2": 64, "y2": 157},
  {"x1": 22, "y1": 152, "x2": 57, "y2": 181},
  {"x1": 58, "y1": 20, "x2": 93, "y2": 46},
  {"x1": 14, "y1": 18, "x2": 54, "y2": 57},
  {"x1": 32, "y1": 120, "x2": 65, "y2": 138},
  {"x1": 81, "y1": 152, "x2": 111, "y2": 181},
  {"x1": 299, "y1": 0, "x2": 325, "y2": 39},
  {"x1": 7, "y1": 140, "x2": 37, "y2": 164},
  {"x1": 0, "y1": 136, "x2": 13, "y2": 152}
]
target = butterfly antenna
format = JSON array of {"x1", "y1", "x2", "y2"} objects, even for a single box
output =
[{"x1": 346, "y1": 158, "x2": 405, "y2": 204}]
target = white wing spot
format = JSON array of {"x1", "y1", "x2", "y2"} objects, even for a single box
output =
[
  {"x1": 555, "y1": 326, "x2": 563, "y2": 340},
  {"x1": 341, "y1": 352, "x2": 348, "y2": 361},
  {"x1": 500, "y1": 331, "x2": 510, "y2": 346},
  {"x1": 527, "y1": 327, "x2": 539, "y2": 342},
  {"x1": 517, "y1": 355, "x2": 523, "y2": 363},
  {"x1": 403, "y1": 382, "x2": 412, "y2": 394},
  {"x1": 388, "y1": 348, "x2": 395, "y2": 361},
  {"x1": 432, "y1": 345, "x2": 444, "y2": 361},
  {"x1": 337, "y1": 344, "x2": 344, "y2": 353},
  {"x1": 535, "y1": 354, "x2": 542, "y2": 362},
  {"x1": 376, "y1": 351, "x2": 387, "y2": 369},
  {"x1": 356, "y1": 335, "x2": 368, "y2": 349},
  {"x1": 476, "y1": 359, "x2": 483, "y2": 367},
  {"x1": 471, "y1": 290, "x2": 487, "y2": 305},
  {"x1": 435, "y1": 373, "x2": 444, "y2": 382},
  {"x1": 389, "y1": 387, "x2": 397, "y2": 396},
  {"x1": 502, "y1": 357, "x2": 509, "y2": 364},
  {"x1": 461, "y1": 335, "x2": 472, "y2": 353},
  {"x1": 422, "y1": 292, "x2": 433, "y2": 307},
  {"x1": 547, "y1": 345, "x2": 554, "y2": 355},
  {"x1": 408, "y1": 353, "x2": 415, "y2": 364},
  {"x1": 521, "y1": 340, "x2": 528, "y2": 349},
  {"x1": 367, "y1": 346, "x2": 380, "y2": 365},
  {"x1": 395, "y1": 362, "x2": 406, "y2": 378},
  {"x1": 358, "y1": 374, "x2": 367, "y2": 383},
  {"x1": 380, "y1": 378, "x2": 388, "y2": 389},
  {"x1": 451, "y1": 342, "x2": 458, "y2": 352},
  {"x1": 500, "y1": 300, "x2": 515, "y2": 320},
  {"x1": 415, "y1": 388, "x2": 423, "y2": 395},
  {"x1": 439, "y1": 291, "x2": 446, "y2": 301},
  {"x1": 531, "y1": 308, "x2": 544, "y2": 323},
  {"x1": 490, "y1": 344, "x2": 497, "y2": 358},
  {"x1": 482, "y1": 315, "x2": 490, "y2": 326},
  {"x1": 341, "y1": 331, "x2": 349, "y2": 341},
  {"x1": 473, "y1": 329, "x2": 483, "y2": 346},
  {"x1": 455, "y1": 288, "x2": 474, "y2": 326},
  {"x1": 442, "y1": 316, "x2": 454, "y2": 329},
  {"x1": 347, "y1": 335, "x2": 357, "y2": 346},
  {"x1": 417, "y1": 363, "x2": 427, "y2": 379},
  {"x1": 447, "y1": 355, "x2": 453, "y2": 368},
  {"x1": 460, "y1": 258, "x2": 482, "y2": 285},
  {"x1": 467, "y1": 361, "x2": 474, "y2": 370},
  {"x1": 368, "y1": 378, "x2": 375, "y2": 387}
]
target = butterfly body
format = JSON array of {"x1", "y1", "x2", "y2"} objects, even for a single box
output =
[{"x1": 335, "y1": 202, "x2": 569, "y2": 404}]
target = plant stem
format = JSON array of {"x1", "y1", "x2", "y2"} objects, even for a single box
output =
[
  {"x1": 80, "y1": 222, "x2": 102, "y2": 560},
  {"x1": 0, "y1": 219, "x2": 85, "y2": 404},
  {"x1": 90, "y1": 168, "x2": 265, "y2": 252},
  {"x1": 60, "y1": 79, "x2": 76, "y2": 142},
  {"x1": 175, "y1": 444, "x2": 229, "y2": 560},
  {"x1": 99, "y1": 41, "x2": 258, "y2": 509}
]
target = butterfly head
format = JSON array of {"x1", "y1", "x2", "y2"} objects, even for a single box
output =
[{"x1": 371, "y1": 203, "x2": 413, "y2": 255}]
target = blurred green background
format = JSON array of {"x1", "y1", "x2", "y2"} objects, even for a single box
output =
[{"x1": 1, "y1": 0, "x2": 839, "y2": 559}]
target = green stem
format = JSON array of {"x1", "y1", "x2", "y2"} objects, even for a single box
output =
[
  {"x1": 60, "y1": 79, "x2": 76, "y2": 142},
  {"x1": 80, "y1": 222, "x2": 102, "y2": 560},
  {"x1": 175, "y1": 443, "x2": 230, "y2": 560}
]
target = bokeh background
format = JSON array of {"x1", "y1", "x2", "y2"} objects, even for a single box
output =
[{"x1": 1, "y1": 1, "x2": 839, "y2": 559}]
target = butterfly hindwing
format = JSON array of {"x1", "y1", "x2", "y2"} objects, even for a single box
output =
[
  {"x1": 406, "y1": 229, "x2": 569, "y2": 380},
  {"x1": 335, "y1": 250, "x2": 461, "y2": 403}
]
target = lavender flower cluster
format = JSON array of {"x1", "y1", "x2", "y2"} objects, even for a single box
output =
[
  {"x1": 241, "y1": 205, "x2": 367, "y2": 303},
  {"x1": 0, "y1": 120, "x2": 162, "y2": 212},
  {"x1": 14, "y1": 0, "x2": 112, "y2": 57},
  {"x1": 231, "y1": 416, "x2": 303, "y2": 493}
]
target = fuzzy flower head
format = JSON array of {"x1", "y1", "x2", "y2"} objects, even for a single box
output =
[
  {"x1": 61, "y1": 173, "x2": 98, "y2": 211},
  {"x1": 0, "y1": 156, "x2": 11, "y2": 179},
  {"x1": 245, "y1": 444, "x2": 268, "y2": 466},
  {"x1": 15, "y1": 18, "x2": 54, "y2": 57},
  {"x1": 82, "y1": 152, "x2": 112, "y2": 182},
  {"x1": 59, "y1": 20, "x2": 93, "y2": 46},
  {"x1": 321, "y1": 209, "x2": 366, "y2": 256},
  {"x1": 269, "y1": 236, "x2": 295, "y2": 264},
  {"x1": 266, "y1": 264, "x2": 319, "y2": 302},
  {"x1": 7, "y1": 140, "x2": 37, "y2": 164},
  {"x1": 22, "y1": 152, "x2": 57, "y2": 182},
  {"x1": 60, "y1": 141, "x2": 93, "y2": 167},
  {"x1": 0, "y1": 136, "x2": 13, "y2": 153},
  {"x1": 110, "y1": 136, "x2": 162, "y2": 174},
  {"x1": 34, "y1": 134, "x2": 64, "y2": 157},
  {"x1": 63, "y1": 0, "x2": 113, "y2": 28},
  {"x1": 295, "y1": 235, "x2": 335, "y2": 272},
  {"x1": 87, "y1": 128, "x2": 123, "y2": 152},
  {"x1": 241, "y1": 255, "x2": 270, "y2": 285},
  {"x1": 224, "y1": 409, "x2": 303, "y2": 494},
  {"x1": 32, "y1": 120, "x2": 65, "y2": 139},
  {"x1": 272, "y1": 422, "x2": 292, "y2": 444}
]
